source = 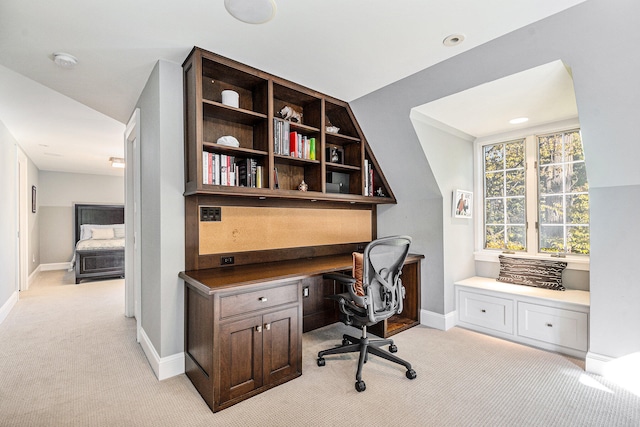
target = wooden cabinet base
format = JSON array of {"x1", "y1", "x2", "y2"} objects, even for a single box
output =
[{"x1": 186, "y1": 352, "x2": 301, "y2": 412}]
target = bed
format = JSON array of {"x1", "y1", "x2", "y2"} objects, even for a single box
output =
[{"x1": 73, "y1": 204, "x2": 125, "y2": 284}]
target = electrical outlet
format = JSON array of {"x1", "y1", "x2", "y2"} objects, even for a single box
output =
[
  {"x1": 221, "y1": 256, "x2": 234, "y2": 265},
  {"x1": 357, "y1": 244, "x2": 365, "y2": 252},
  {"x1": 303, "y1": 287, "x2": 309, "y2": 297}
]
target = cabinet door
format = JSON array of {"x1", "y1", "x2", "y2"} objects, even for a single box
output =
[
  {"x1": 219, "y1": 314, "x2": 263, "y2": 404},
  {"x1": 262, "y1": 306, "x2": 300, "y2": 385}
]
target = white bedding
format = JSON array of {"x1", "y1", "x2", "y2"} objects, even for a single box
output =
[
  {"x1": 69, "y1": 223, "x2": 125, "y2": 271},
  {"x1": 76, "y1": 238, "x2": 125, "y2": 251}
]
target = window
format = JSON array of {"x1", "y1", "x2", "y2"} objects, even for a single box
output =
[
  {"x1": 481, "y1": 128, "x2": 589, "y2": 256},
  {"x1": 537, "y1": 130, "x2": 589, "y2": 254}
]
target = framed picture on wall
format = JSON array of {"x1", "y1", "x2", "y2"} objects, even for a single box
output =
[
  {"x1": 32, "y1": 186, "x2": 36, "y2": 213},
  {"x1": 453, "y1": 189, "x2": 472, "y2": 218}
]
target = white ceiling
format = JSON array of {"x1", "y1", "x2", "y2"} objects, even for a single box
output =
[
  {"x1": 0, "y1": 0, "x2": 586, "y2": 176},
  {"x1": 413, "y1": 60, "x2": 579, "y2": 138}
]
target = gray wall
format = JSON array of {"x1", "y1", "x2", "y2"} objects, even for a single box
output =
[
  {"x1": 0, "y1": 120, "x2": 18, "y2": 308},
  {"x1": 351, "y1": 0, "x2": 640, "y2": 360},
  {"x1": 38, "y1": 171, "x2": 124, "y2": 264},
  {"x1": 411, "y1": 114, "x2": 475, "y2": 314},
  {"x1": 136, "y1": 59, "x2": 185, "y2": 358}
]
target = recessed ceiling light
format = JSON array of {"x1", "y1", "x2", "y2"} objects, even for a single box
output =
[
  {"x1": 110, "y1": 157, "x2": 125, "y2": 168},
  {"x1": 443, "y1": 34, "x2": 465, "y2": 47},
  {"x1": 509, "y1": 117, "x2": 529, "y2": 124},
  {"x1": 52, "y1": 52, "x2": 78, "y2": 68},
  {"x1": 224, "y1": 0, "x2": 277, "y2": 24}
]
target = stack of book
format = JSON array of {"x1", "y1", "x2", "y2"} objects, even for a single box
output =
[
  {"x1": 273, "y1": 119, "x2": 316, "y2": 160},
  {"x1": 364, "y1": 159, "x2": 374, "y2": 196},
  {"x1": 203, "y1": 152, "x2": 264, "y2": 188}
]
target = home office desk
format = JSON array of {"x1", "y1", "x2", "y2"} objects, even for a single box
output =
[{"x1": 179, "y1": 253, "x2": 423, "y2": 412}]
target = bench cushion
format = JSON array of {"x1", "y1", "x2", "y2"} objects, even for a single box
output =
[{"x1": 496, "y1": 255, "x2": 567, "y2": 291}]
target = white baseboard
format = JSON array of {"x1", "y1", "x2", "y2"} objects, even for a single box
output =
[
  {"x1": 585, "y1": 351, "x2": 613, "y2": 375},
  {"x1": 0, "y1": 291, "x2": 19, "y2": 326},
  {"x1": 421, "y1": 309, "x2": 457, "y2": 331},
  {"x1": 40, "y1": 262, "x2": 72, "y2": 271},
  {"x1": 27, "y1": 265, "x2": 41, "y2": 289},
  {"x1": 139, "y1": 327, "x2": 185, "y2": 380}
]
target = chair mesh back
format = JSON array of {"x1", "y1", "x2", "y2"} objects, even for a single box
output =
[{"x1": 363, "y1": 236, "x2": 411, "y2": 324}]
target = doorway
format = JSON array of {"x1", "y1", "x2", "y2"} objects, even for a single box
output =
[
  {"x1": 125, "y1": 108, "x2": 141, "y2": 340},
  {"x1": 17, "y1": 148, "x2": 28, "y2": 292}
]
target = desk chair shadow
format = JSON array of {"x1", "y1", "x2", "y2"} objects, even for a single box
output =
[{"x1": 317, "y1": 235, "x2": 416, "y2": 392}]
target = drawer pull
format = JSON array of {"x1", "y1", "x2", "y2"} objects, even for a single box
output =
[
  {"x1": 546, "y1": 323, "x2": 553, "y2": 327},
  {"x1": 264, "y1": 323, "x2": 271, "y2": 331},
  {"x1": 481, "y1": 309, "x2": 486, "y2": 313},
  {"x1": 256, "y1": 325, "x2": 262, "y2": 333},
  {"x1": 259, "y1": 297, "x2": 268, "y2": 302}
]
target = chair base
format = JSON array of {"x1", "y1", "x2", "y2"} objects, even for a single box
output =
[{"x1": 317, "y1": 328, "x2": 416, "y2": 392}]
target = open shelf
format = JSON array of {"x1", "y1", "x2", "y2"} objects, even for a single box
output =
[{"x1": 184, "y1": 47, "x2": 396, "y2": 204}]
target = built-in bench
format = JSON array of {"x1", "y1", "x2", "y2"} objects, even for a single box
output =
[{"x1": 454, "y1": 276, "x2": 590, "y2": 358}]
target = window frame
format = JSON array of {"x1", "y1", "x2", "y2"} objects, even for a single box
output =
[{"x1": 473, "y1": 119, "x2": 589, "y2": 271}]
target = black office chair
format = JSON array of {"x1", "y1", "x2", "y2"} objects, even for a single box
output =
[{"x1": 317, "y1": 235, "x2": 416, "y2": 392}]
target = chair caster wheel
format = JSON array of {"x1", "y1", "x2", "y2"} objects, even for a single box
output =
[
  {"x1": 406, "y1": 369, "x2": 417, "y2": 380},
  {"x1": 342, "y1": 338, "x2": 350, "y2": 346},
  {"x1": 317, "y1": 358, "x2": 325, "y2": 367},
  {"x1": 389, "y1": 344, "x2": 398, "y2": 353},
  {"x1": 355, "y1": 380, "x2": 366, "y2": 392}
]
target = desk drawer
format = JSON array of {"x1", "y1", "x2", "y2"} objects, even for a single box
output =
[
  {"x1": 517, "y1": 302, "x2": 588, "y2": 351},
  {"x1": 220, "y1": 282, "x2": 299, "y2": 319},
  {"x1": 458, "y1": 290, "x2": 513, "y2": 334}
]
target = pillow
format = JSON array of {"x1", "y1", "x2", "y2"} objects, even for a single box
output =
[
  {"x1": 496, "y1": 255, "x2": 567, "y2": 291},
  {"x1": 91, "y1": 228, "x2": 115, "y2": 240},
  {"x1": 80, "y1": 224, "x2": 122, "y2": 241},
  {"x1": 352, "y1": 252, "x2": 365, "y2": 296},
  {"x1": 113, "y1": 227, "x2": 125, "y2": 238}
]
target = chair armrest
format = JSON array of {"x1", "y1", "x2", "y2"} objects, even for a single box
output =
[{"x1": 323, "y1": 272, "x2": 356, "y2": 285}]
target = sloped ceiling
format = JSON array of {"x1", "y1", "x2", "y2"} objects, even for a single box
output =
[{"x1": 0, "y1": 0, "x2": 586, "y2": 176}]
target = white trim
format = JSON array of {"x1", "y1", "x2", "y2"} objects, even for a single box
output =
[
  {"x1": 420, "y1": 309, "x2": 457, "y2": 331},
  {"x1": 40, "y1": 262, "x2": 72, "y2": 271},
  {"x1": 139, "y1": 327, "x2": 185, "y2": 380},
  {"x1": 585, "y1": 351, "x2": 613, "y2": 376},
  {"x1": 28, "y1": 265, "x2": 41, "y2": 287},
  {"x1": 474, "y1": 250, "x2": 589, "y2": 271},
  {"x1": 0, "y1": 291, "x2": 19, "y2": 325},
  {"x1": 409, "y1": 109, "x2": 475, "y2": 142}
]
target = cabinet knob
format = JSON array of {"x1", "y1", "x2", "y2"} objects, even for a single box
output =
[
  {"x1": 481, "y1": 309, "x2": 486, "y2": 313},
  {"x1": 264, "y1": 323, "x2": 271, "y2": 331},
  {"x1": 546, "y1": 323, "x2": 553, "y2": 327},
  {"x1": 256, "y1": 325, "x2": 262, "y2": 332},
  {"x1": 259, "y1": 297, "x2": 268, "y2": 302}
]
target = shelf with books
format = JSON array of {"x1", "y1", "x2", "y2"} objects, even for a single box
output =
[
  {"x1": 363, "y1": 146, "x2": 395, "y2": 202},
  {"x1": 202, "y1": 152, "x2": 268, "y2": 189},
  {"x1": 184, "y1": 47, "x2": 396, "y2": 204},
  {"x1": 273, "y1": 118, "x2": 319, "y2": 161}
]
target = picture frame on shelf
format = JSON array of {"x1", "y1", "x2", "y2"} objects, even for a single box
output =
[
  {"x1": 453, "y1": 189, "x2": 472, "y2": 218},
  {"x1": 325, "y1": 145, "x2": 344, "y2": 164}
]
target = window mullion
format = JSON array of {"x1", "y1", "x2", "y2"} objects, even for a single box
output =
[{"x1": 525, "y1": 135, "x2": 537, "y2": 255}]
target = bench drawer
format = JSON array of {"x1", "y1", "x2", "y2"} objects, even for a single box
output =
[
  {"x1": 517, "y1": 302, "x2": 588, "y2": 351},
  {"x1": 220, "y1": 282, "x2": 299, "y2": 319},
  {"x1": 458, "y1": 290, "x2": 513, "y2": 334}
]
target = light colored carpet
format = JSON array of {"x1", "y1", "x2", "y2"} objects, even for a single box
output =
[{"x1": 1, "y1": 271, "x2": 639, "y2": 426}]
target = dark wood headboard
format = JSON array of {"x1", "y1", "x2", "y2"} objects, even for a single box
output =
[{"x1": 74, "y1": 204, "x2": 124, "y2": 244}]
